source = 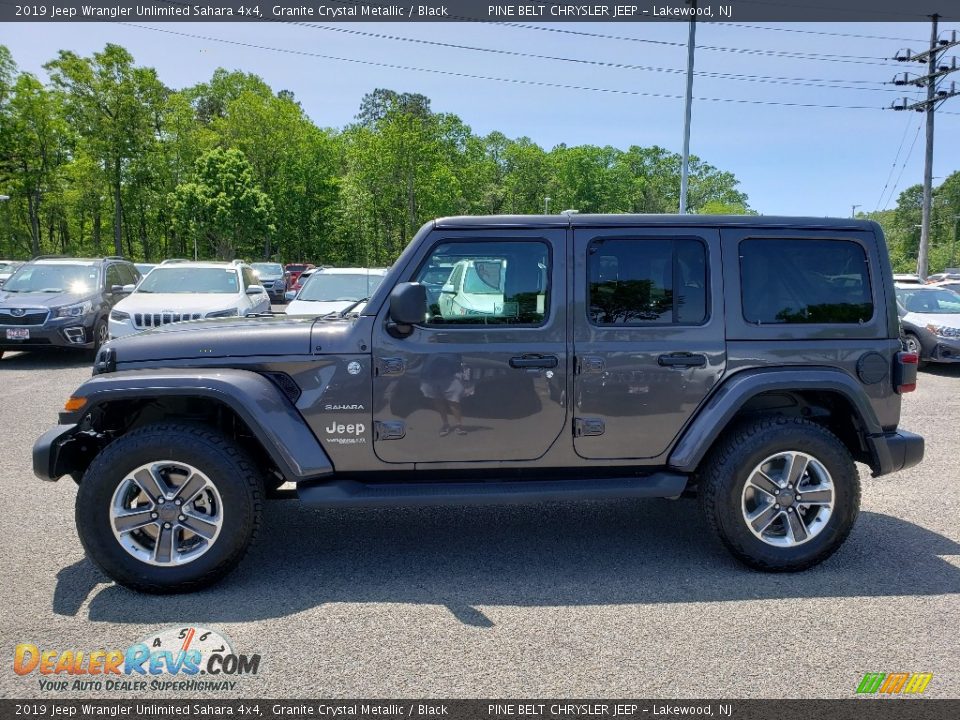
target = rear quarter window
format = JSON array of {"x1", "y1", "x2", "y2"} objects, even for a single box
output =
[{"x1": 740, "y1": 238, "x2": 873, "y2": 324}]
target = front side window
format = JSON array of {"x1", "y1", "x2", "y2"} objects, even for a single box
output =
[
  {"x1": 136, "y1": 267, "x2": 240, "y2": 294},
  {"x1": 740, "y1": 239, "x2": 873, "y2": 324},
  {"x1": 105, "y1": 265, "x2": 123, "y2": 289},
  {"x1": 588, "y1": 238, "x2": 707, "y2": 326},
  {"x1": 415, "y1": 241, "x2": 550, "y2": 326}
]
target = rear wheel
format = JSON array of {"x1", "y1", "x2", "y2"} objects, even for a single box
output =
[
  {"x1": 699, "y1": 416, "x2": 860, "y2": 572},
  {"x1": 75, "y1": 424, "x2": 262, "y2": 593}
]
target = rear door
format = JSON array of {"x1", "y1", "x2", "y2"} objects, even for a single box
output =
[
  {"x1": 371, "y1": 228, "x2": 568, "y2": 464},
  {"x1": 572, "y1": 225, "x2": 725, "y2": 460}
]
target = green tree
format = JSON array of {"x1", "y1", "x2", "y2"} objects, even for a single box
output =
[
  {"x1": 170, "y1": 147, "x2": 275, "y2": 260},
  {"x1": 5, "y1": 73, "x2": 69, "y2": 255},
  {"x1": 45, "y1": 44, "x2": 166, "y2": 256}
]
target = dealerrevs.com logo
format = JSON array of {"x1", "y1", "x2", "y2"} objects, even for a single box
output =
[
  {"x1": 13, "y1": 626, "x2": 260, "y2": 692},
  {"x1": 856, "y1": 672, "x2": 933, "y2": 695}
]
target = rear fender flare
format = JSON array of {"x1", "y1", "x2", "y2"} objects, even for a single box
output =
[{"x1": 668, "y1": 368, "x2": 886, "y2": 474}]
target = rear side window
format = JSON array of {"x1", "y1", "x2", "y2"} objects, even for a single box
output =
[
  {"x1": 588, "y1": 238, "x2": 708, "y2": 326},
  {"x1": 740, "y1": 239, "x2": 873, "y2": 324}
]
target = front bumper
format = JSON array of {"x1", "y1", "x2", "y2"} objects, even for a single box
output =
[
  {"x1": 869, "y1": 430, "x2": 924, "y2": 477},
  {"x1": 33, "y1": 423, "x2": 81, "y2": 481},
  {"x1": 0, "y1": 318, "x2": 94, "y2": 350},
  {"x1": 928, "y1": 336, "x2": 960, "y2": 363}
]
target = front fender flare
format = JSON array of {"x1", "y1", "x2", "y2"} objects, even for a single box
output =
[
  {"x1": 59, "y1": 368, "x2": 333, "y2": 482},
  {"x1": 667, "y1": 368, "x2": 887, "y2": 474}
]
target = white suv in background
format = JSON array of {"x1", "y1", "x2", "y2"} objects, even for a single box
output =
[
  {"x1": 109, "y1": 260, "x2": 270, "y2": 339},
  {"x1": 285, "y1": 267, "x2": 388, "y2": 315}
]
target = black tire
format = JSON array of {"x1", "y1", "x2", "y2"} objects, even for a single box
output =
[
  {"x1": 91, "y1": 318, "x2": 108, "y2": 353},
  {"x1": 698, "y1": 415, "x2": 860, "y2": 572},
  {"x1": 75, "y1": 423, "x2": 262, "y2": 593},
  {"x1": 903, "y1": 332, "x2": 928, "y2": 368}
]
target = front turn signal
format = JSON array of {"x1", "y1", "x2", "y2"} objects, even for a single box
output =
[{"x1": 64, "y1": 396, "x2": 87, "y2": 412}]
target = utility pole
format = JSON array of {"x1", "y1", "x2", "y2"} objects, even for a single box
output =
[
  {"x1": 678, "y1": 0, "x2": 697, "y2": 214},
  {"x1": 891, "y1": 20, "x2": 959, "y2": 279}
]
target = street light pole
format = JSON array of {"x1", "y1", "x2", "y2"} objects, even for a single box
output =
[
  {"x1": 544, "y1": 197, "x2": 551, "y2": 215},
  {"x1": 851, "y1": 204, "x2": 861, "y2": 218}
]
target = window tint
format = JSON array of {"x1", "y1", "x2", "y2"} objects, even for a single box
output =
[
  {"x1": 242, "y1": 268, "x2": 257, "y2": 289},
  {"x1": 740, "y1": 239, "x2": 873, "y2": 324},
  {"x1": 117, "y1": 263, "x2": 138, "y2": 286},
  {"x1": 588, "y1": 238, "x2": 707, "y2": 325},
  {"x1": 415, "y1": 241, "x2": 550, "y2": 325}
]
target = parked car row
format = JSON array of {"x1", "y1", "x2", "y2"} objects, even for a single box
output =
[
  {"x1": 0, "y1": 255, "x2": 392, "y2": 357},
  {"x1": 895, "y1": 281, "x2": 960, "y2": 366}
]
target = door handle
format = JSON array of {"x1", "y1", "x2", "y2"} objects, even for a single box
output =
[
  {"x1": 657, "y1": 353, "x2": 708, "y2": 368},
  {"x1": 510, "y1": 354, "x2": 559, "y2": 369}
]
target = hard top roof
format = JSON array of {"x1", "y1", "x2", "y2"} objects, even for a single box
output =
[{"x1": 432, "y1": 214, "x2": 878, "y2": 231}]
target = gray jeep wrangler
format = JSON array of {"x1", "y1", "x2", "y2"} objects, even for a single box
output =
[{"x1": 34, "y1": 215, "x2": 923, "y2": 593}]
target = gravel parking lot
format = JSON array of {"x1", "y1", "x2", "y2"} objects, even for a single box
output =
[{"x1": 1, "y1": 349, "x2": 957, "y2": 699}]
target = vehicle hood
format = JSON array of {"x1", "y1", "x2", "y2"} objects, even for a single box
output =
[
  {"x1": 904, "y1": 311, "x2": 960, "y2": 329},
  {"x1": 256, "y1": 273, "x2": 284, "y2": 282},
  {"x1": 0, "y1": 290, "x2": 96, "y2": 309},
  {"x1": 285, "y1": 299, "x2": 355, "y2": 316},
  {"x1": 114, "y1": 293, "x2": 240, "y2": 315},
  {"x1": 105, "y1": 314, "x2": 369, "y2": 366}
]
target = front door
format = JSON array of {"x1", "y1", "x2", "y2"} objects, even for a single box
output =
[
  {"x1": 371, "y1": 229, "x2": 568, "y2": 464},
  {"x1": 572, "y1": 225, "x2": 725, "y2": 460}
]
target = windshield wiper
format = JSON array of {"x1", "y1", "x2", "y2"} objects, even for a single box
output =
[{"x1": 338, "y1": 297, "x2": 369, "y2": 317}]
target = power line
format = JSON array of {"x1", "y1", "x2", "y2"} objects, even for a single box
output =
[
  {"x1": 492, "y1": 22, "x2": 904, "y2": 68},
  {"x1": 714, "y1": 23, "x2": 929, "y2": 43},
  {"x1": 874, "y1": 99, "x2": 923, "y2": 211},
  {"x1": 292, "y1": 23, "x2": 905, "y2": 94},
  {"x1": 882, "y1": 115, "x2": 924, "y2": 210},
  {"x1": 120, "y1": 23, "x2": 893, "y2": 111}
]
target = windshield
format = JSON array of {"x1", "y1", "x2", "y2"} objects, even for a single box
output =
[
  {"x1": 896, "y1": 287, "x2": 960, "y2": 315},
  {"x1": 3, "y1": 263, "x2": 99, "y2": 294},
  {"x1": 251, "y1": 263, "x2": 283, "y2": 276},
  {"x1": 298, "y1": 273, "x2": 384, "y2": 302},
  {"x1": 136, "y1": 267, "x2": 240, "y2": 294}
]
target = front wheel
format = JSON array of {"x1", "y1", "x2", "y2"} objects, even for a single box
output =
[
  {"x1": 698, "y1": 416, "x2": 860, "y2": 572},
  {"x1": 903, "y1": 333, "x2": 928, "y2": 368},
  {"x1": 75, "y1": 424, "x2": 262, "y2": 593}
]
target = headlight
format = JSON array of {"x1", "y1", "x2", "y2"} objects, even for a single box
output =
[
  {"x1": 206, "y1": 308, "x2": 239, "y2": 318},
  {"x1": 53, "y1": 301, "x2": 93, "y2": 319},
  {"x1": 110, "y1": 309, "x2": 130, "y2": 322},
  {"x1": 926, "y1": 323, "x2": 960, "y2": 339}
]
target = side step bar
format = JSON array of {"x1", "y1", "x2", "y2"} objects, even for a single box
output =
[{"x1": 297, "y1": 474, "x2": 688, "y2": 509}]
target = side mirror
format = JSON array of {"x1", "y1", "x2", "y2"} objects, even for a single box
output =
[
  {"x1": 246, "y1": 285, "x2": 265, "y2": 295},
  {"x1": 113, "y1": 284, "x2": 135, "y2": 294},
  {"x1": 440, "y1": 283, "x2": 455, "y2": 294},
  {"x1": 387, "y1": 282, "x2": 426, "y2": 337}
]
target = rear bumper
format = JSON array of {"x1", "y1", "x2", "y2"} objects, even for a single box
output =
[{"x1": 869, "y1": 430, "x2": 924, "y2": 477}]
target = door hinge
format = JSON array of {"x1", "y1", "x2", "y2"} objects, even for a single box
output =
[
  {"x1": 375, "y1": 357, "x2": 405, "y2": 377},
  {"x1": 573, "y1": 417, "x2": 605, "y2": 437},
  {"x1": 374, "y1": 421, "x2": 406, "y2": 441},
  {"x1": 576, "y1": 356, "x2": 605, "y2": 374}
]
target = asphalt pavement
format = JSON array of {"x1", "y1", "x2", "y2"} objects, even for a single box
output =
[{"x1": 1, "y1": 348, "x2": 957, "y2": 699}]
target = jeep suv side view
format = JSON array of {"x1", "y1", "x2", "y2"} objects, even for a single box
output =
[
  {"x1": 33, "y1": 216, "x2": 923, "y2": 593},
  {"x1": 0, "y1": 256, "x2": 140, "y2": 359}
]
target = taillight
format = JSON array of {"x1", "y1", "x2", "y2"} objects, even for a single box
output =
[{"x1": 895, "y1": 351, "x2": 918, "y2": 393}]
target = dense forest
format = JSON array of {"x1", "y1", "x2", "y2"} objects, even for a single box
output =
[{"x1": 0, "y1": 43, "x2": 957, "y2": 273}]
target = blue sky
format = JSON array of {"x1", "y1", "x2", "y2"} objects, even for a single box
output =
[{"x1": 6, "y1": 20, "x2": 960, "y2": 216}]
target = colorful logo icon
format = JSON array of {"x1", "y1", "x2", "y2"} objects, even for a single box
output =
[{"x1": 856, "y1": 672, "x2": 933, "y2": 695}]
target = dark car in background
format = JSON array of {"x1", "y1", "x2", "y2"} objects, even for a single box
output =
[
  {"x1": 0, "y1": 256, "x2": 140, "y2": 359},
  {"x1": 250, "y1": 262, "x2": 288, "y2": 302},
  {"x1": 895, "y1": 283, "x2": 960, "y2": 365}
]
